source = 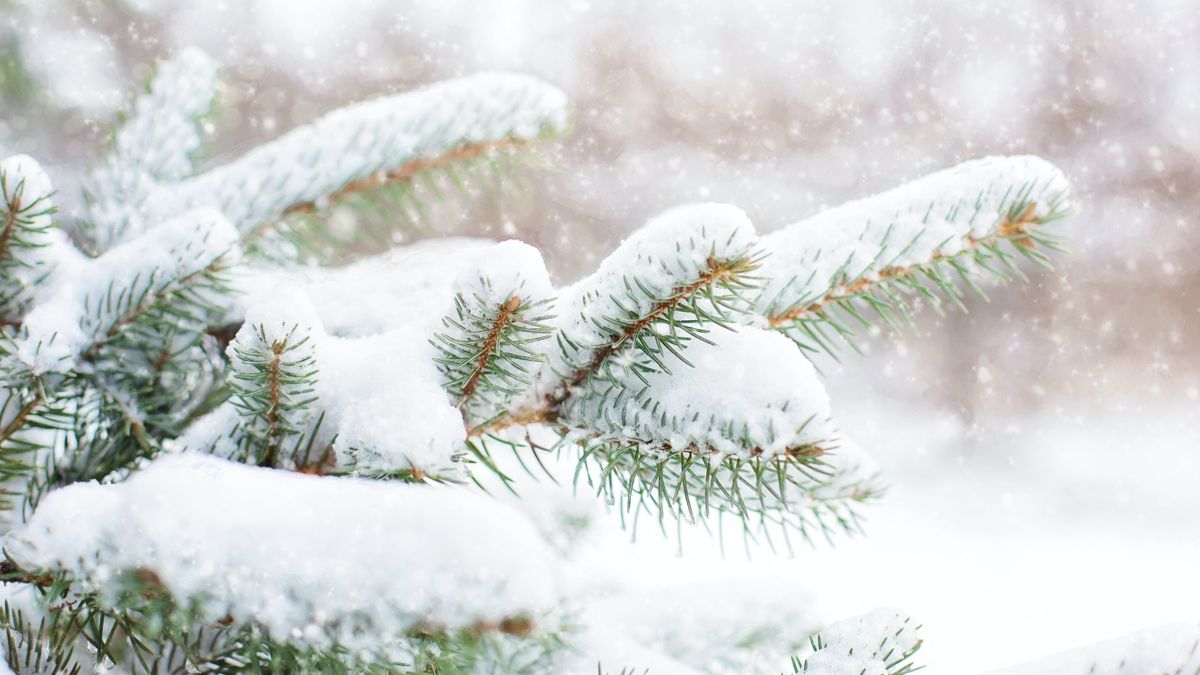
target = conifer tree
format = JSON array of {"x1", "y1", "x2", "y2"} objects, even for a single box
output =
[{"x1": 0, "y1": 49, "x2": 1195, "y2": 675}]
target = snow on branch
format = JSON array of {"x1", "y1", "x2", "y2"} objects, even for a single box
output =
[
  {"x1": 757, "y1": 155, "x2": 1074, "y2": 356},
  {"x1": 582, "y1": 326, "x2": 833, "y2": 458},
  {"x1": 0, "y1": 155, "x2": 58, "y2": 321},
  {"x1": 987, "y1": 623, "x2": 1200, "y2": 675},
  {"x1": 433, "y1": 241, "x2": 554, "y2": 431},
  {"x1": 542, "y1": 203, "x2": 762, "y2": 425},
  {"x1": 795, "y1": 608, "x2": 923, "y2": 675},
  {"x1": 227, "y1": 287, "x2": 322, "y2": 469},
  {"x1": 180, "y1": 241, "x2": 553, "y2": 479},
  {"x1": 86, "y1": 48, "x2": 219, "y2": 250},
  {"x1": 145, "y1": 72, "x2": 569, "y2": 239},
  {"x1": 16, "y1": 208, "x2": 238, "y2": 376},
  {"x1": 3, "y1": 453, "x2": 560, "y2": 653}
]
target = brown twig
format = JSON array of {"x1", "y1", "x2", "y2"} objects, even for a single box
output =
[
  {"x1": 0, "y1": 560, "x2": 53, "y2": 587},
  {"x1": 0, "y1": 395, "x2": 42, "y2": 445},
  {"x1": 459, "y1": 295, "x2": 521, "y2": 407},
  {"x1": 0, "y1": 190, "x2": 19, "y2": 265},
  {"x1": 258, "y1": 340, "x2": 284, "y2": 468}
]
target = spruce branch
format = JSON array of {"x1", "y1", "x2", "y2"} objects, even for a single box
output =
[
  {"x1": 431, "y1": 240, "x2": 559, "y2": 463},
  {"x1": 573, "y1": 436, "x2": 880, "y2": 549},
  {"x1": 765, "y1": 201, "x2": 1047, "y2": 329},
  {"x1": 280, "y1": 137, "x2": 535, "y2": 220},
  {"x1": 84, "y1": 48, "x2": 219, "y2": 251},
  {"x1": 0, "y1": 600, "x2": 87, "y2": 675},
  {"x1": 227, "y1": 323, "x2": 319, "y2": 468},
  {"x1": 757, "y1": 156, "x2": 1075, "y2": 358},
  {"x1": 0, "y1": 155, "x2": 57, "y2": 320},
  {"x1": 147, "y1": 72, "x2": 569, "y2": 241},
  {"x1": 552, "y1": 252, "x2": 761, "y2": 412},
  {"x1": 82, "y1": 251, "x2": 235, "y2": 363},
  {"x1": 434, "y1": 284, "x2": 554, "y2": 432}
]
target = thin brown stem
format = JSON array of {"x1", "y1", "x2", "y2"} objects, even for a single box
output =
[
  {"x1": 0, "y1": 395, "x2": 42, "y2": 445},
  {"x1": 552, "y1": 255, "x2": 752, "y2": 407},
  {"x1": 0, "y1": 560, "x2": 52, "y2": 587},
  {"x1": 460, "y1": 295, "x2": 521, "y2": 405},
  {"x1": 259, "y1": 340, "x2": 284, "y2": 468},
  {"x1": 0, "y1": 191, "x2": 19, "y2": 265}
]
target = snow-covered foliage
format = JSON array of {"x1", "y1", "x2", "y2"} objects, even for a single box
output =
[
  {"x1": 143, "y1": 71, "x2": 568, "y2": 242},
  {"x1": 16, "y1": 208, "x2": 237, "y2": 375},
  {"x1": 0, "y1": 46, "x2": 1102, "y2": 674},
  {"x1": 0, "y1": 156, "x2": 57, "y2": 315},
  {"x1": 85, "y1": 48, "x2": 220, "y2": 251},
  {"x1": 5, "y1": 453, "x2": 559, "y2": 652},
  {"x1": 758, "y1": 155, "x2": 1075, "y2": 355},
  {"x1": 798, "y1": 609, "x2": 922, "y2": 675}
]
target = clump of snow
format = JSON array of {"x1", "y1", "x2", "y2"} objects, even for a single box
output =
[
  {"x1": 235, "y1": 284, "x2": 324, "y2": 350},
  {"x1": 146, "y1": 72, "x2": 570, "y2": 234},
  {"x1": 804, "y1": 608, "x2": 921, "y2": 675},
  {"x1": 988, "y1": 623, "x2": 1200, "y2": 675},
  {"x1": 584, "y1": 325, "x2": 834, "y2": 457},
  {"x1": 459, "y1": 239, "x2": 554, "y2": 307},
  {"x1": 545, "y1": 202, "x2": 759, "y2": 394},
  {"x1": 4, "y1": 453, "x2": 560, "y2": 651},
  {"x1": 87, "y1": 48, "x2": 219, "y2": 249},
  {"x1": 296, "y1": 238, "x2": 496, "y2": 337},
  {"x1": 186, "y1": 240, "x2": 557, "y2": 477},
  {"x1": 323, "y1": 329, "x2": 467, "y2": 477},
  {"x1": 15, "y1": 208, "x2": 238, "y2": 374},
  {"x1": 756, "y1": 155, "x2": 1074, "y2": 318}
]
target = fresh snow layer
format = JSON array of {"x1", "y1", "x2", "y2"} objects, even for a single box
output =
[
  {"x1": 756, "y1": 155, "x2": 1073, "y2": 318},
  {"x1": 587, "y1": 325, "x2": 834, "y2": 457},
  {"x1": 804, "y1": 608, "x2": 921, "y2": 675},
  {"x1": 4, "y1": 453, "x2": 559, "y2": 650},
  {"x1": 987, "y1": 623, "x2": 1200, "y2": 675},
  {"x1": 457, "y1": 239, "x2": 554, "y2": 309},
  {"x1": 181, "y1": 239, "x2": 555, "y2": 476},
  {"x1": 146, "y1": 72, "x2": 569, "y2": 234},
  {"x1": 15, "y1": 208, "x2": 237, "y2": 373},
  {"x1": 545, "y1": 202, "x2": 758, "y2": 394}
]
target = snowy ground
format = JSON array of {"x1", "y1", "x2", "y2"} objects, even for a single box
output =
[{"x1": 815, "y1": 391, "x2": 1200, "y2": 672}]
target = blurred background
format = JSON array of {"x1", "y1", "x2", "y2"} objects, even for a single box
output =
[{"x1": 2, "y1": 0, "x2": 1197, "y2": 671}]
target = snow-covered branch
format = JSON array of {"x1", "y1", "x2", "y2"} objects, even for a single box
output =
[
  {"x1": 146, "y1": 71, "x2": 569, "y2": 243},
  {"x1": 3, "y1": 453, "x2": 561, "y2": 653},
  {"x1": 758, "y1": 155, "x2": 1074, "y2": 356},
  {"x1": 0, "y1": 155, "x2": 58, "y2": 321}
]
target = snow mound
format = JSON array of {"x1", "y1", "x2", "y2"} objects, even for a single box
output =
[{"x1": 5, "y1": 453, "x2": 560, "y2": 651}]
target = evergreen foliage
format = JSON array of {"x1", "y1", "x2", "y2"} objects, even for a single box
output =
[{"x1": 0, "y1": 49, "x2": 1112, "y2": 674}]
